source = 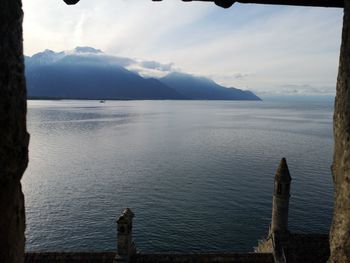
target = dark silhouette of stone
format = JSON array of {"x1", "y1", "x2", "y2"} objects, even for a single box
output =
[
  {"x1": 24, "y1": 252, "x2": 275, "y2": 263},
  {"x1": 214, "y1": 0, "x2": 235, "y2": 8},
  {"x1": 63, "y1": 0, "x2": 80, "y2": 5},
  {"x1": 329, "y1": 1, "x2": 350, "y2": 262},
  {"x1": 115, "y1": 209, "x2": 136, "y2": 263},
  {"x1": 271, "y1": 158, "x2": 291, "y2": 236},
  {"x1": 150, "y1": 0, "x2": 344, "y2": 8},
  {"x1": 64, "y1": 1, "x2": 344, "y2": 8},
  {"x1": 274, "y1": 158, "x2": 292, "y2": 183},
  {"x1": 0, "y1": 1, "x2": 29, "y2": 263}
]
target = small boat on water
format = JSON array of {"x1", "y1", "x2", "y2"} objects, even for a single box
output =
[{"x1": 100, "y1": 100, "x2": 105, "y2": 103}]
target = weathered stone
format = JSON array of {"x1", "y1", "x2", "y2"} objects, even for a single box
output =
[
  {"x1": 134, "y1": 253, "x2": 274, "y2": 263},
  {"x1": 329, "y1": 1, "x2": 350, "y2": 262},
  {"x1": 115, "y1": 208, "x2": 136, "y2": 263},
  {"x1": 271, "y1": 158, "x2": 291, "y2": 236},
  {"x1": 0, "y1": 1, "x2": 29, "y2": 263},
  {"x1": 25, "y1": 252, "x2": 275, "y2": 263},
  {"x1": 25, "y1": 252, "x2": 116, "y2": 263}
]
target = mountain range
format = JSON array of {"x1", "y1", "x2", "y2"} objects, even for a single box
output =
[{"x1": 25, "y1": 47, "x2": 261, "y2": 101}]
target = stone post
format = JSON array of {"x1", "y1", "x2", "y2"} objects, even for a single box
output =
[
  {"x1": 114, "y1": 208, "x2": 136, "y2": 263},
  {"x1": 329, "y1": 1, "x2": 350, "y2": 262},
  {"x1": 270, "y1": 158, "x2": 291, "y2": 237},
  {"x1": 0, "y1": 1, "x2": 29, "y2": 263}
]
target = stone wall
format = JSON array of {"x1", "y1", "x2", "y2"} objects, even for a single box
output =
[
  {"x1": 0, "y1": 1, "x2": 29, "y2": 263},
  {"x1": 25, "y1": 252, "x2": 115, "y2": 263},
  {"x1": 286, "y1": 234, "x2": 329, "y2": 263},
  {"x1": 134, "y1": 253, "x2": 274, "y2": 263},
  {"x1": 25, "y1": 252, "x2": 274, "y2": 263},
  {"x1": 329, "y1": 1, "x2": 350, "y2": 262},
  {"x1": 256, "y1": 234, "x2": 329, "y2": 263}
]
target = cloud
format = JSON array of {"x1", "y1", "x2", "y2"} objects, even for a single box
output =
[
  {"x1": 255, "y1": 83, "x2": 336, "y2": 96},
  {"x1": 140, "y1": 61, "x2": 174, "y2": 72},
  {"x1": 233, "y1": 73, "x2": 252, "y2": 79},
  {"x1": 68, "y1": 48, "x2": 178, "y2": 77},
  {"x1": 126, "y1": 59, "x2": 177, "y2": 78}
]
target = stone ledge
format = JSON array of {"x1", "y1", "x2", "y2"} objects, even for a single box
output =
[{"x1": 25, "y1": 252, "x2": 274, "y2": 263}]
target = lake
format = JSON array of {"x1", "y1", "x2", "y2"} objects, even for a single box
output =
[{"x1": 23, "y1": 99, "x2": 334, "y2": 252}]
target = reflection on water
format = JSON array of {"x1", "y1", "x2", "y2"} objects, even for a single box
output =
[{"x1": 23, "y1": 100, "x2": 333, "y2": 252}]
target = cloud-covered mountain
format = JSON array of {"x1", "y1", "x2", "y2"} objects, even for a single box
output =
[
  {"x1": 159, "y1": 72, "x2": 261, "y2": 100},
  {"x1": 25, "y1": 47, "x2": 260, "y2": 100},
  {"x1": 25, "y1": 47, "x2": 183, "y2": 100}
]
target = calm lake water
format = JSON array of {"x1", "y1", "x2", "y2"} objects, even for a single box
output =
[{"x1": 23, "y1": 99, "x2": 334, "y2": 252}]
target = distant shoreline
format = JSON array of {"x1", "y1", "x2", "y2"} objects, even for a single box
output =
[{"x1": 27, "y1": 97, "x2": 262, "y2": 101}]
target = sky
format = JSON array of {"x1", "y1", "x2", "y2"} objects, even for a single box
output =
[{"x1": 23, "y1": 0, "x2": 343, "y2": 96}]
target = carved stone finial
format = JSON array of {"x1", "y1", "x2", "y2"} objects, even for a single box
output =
[
  {"x1": 270, "y1": 158, "x2": 292, "y2": 237},
  {"x1": 117, "y1": 208, "x2": 135, "y2": 224},
  {"x1": 275, "y1": 157, "x2": 291, "y2": 183},
  {"x1": 115, "y1": 208, "x2": 136, "y2": 263}
]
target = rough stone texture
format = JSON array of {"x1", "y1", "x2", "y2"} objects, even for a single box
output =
[
  {"x1": 329, "y1": 1, "x2": 350, "y2": 262},
  {"x1": 271, "y1": 196, "x2": 290, "y2": 235},
  {"x1": 255, "y1": 238, "x2": 273, "y2": 254},
  {"x1": 0, "y1": 1, "x2": 29, "y2": 263},
  {"x1": 116, "y1": 208, "x2": 136, "y2": 263},
  {"x1": 271, "y1": 158, "x2": 291, "y2": 235}
]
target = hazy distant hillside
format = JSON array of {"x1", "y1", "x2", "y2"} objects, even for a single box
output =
[
  {"x1": 25, "y1": 47, "x2": 184, "y2": 100},
  {"x1": 25, "y1": 47, "x2": 260, "y2": 101},
  {"x1": 160, "y1": 72, "x2": 261, "y2": 101}
]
